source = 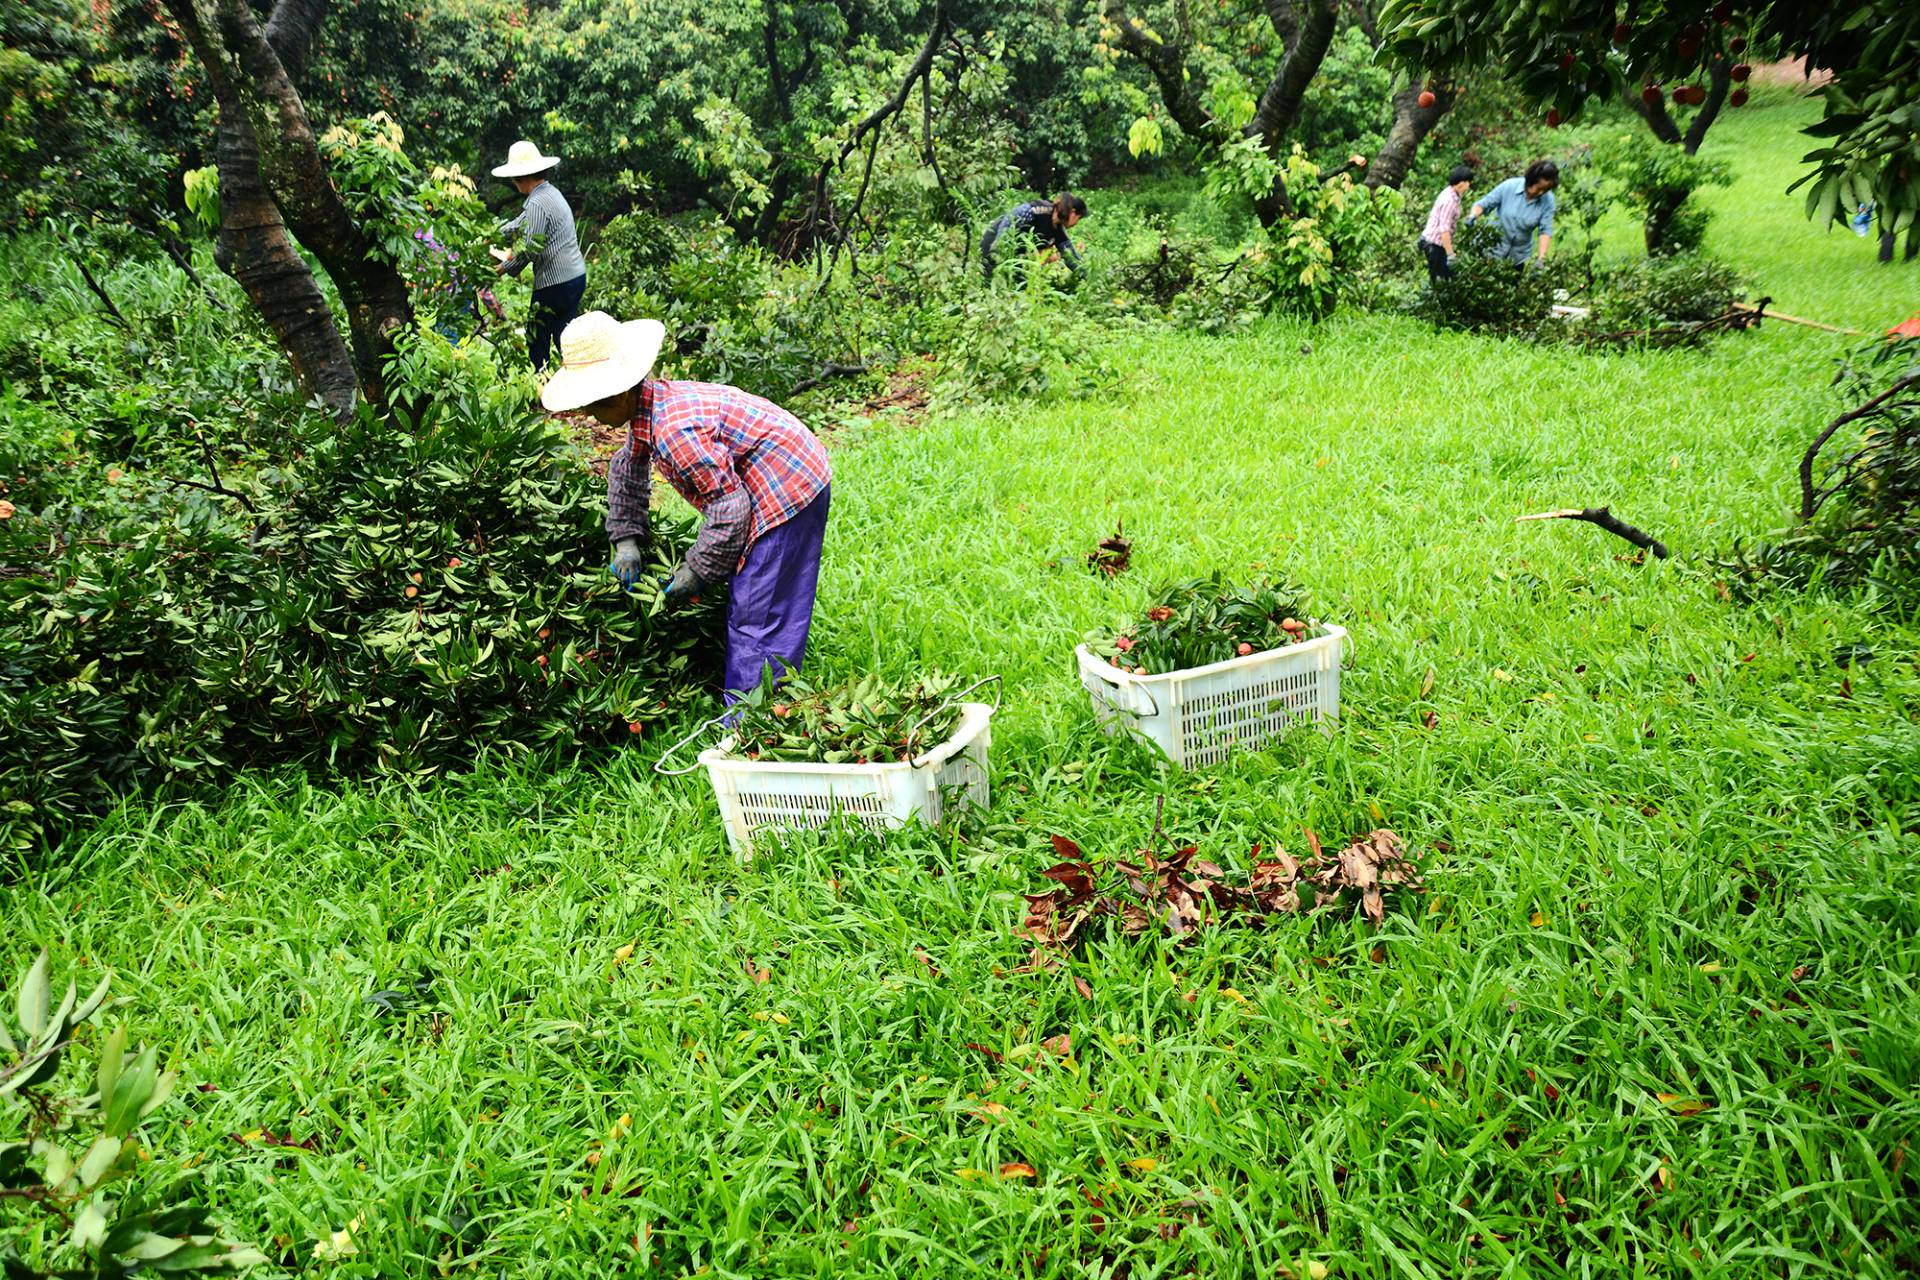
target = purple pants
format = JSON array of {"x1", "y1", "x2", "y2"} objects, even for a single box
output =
[{"x1": 723, "y1": 485, "x2": 829, "y2": 702}]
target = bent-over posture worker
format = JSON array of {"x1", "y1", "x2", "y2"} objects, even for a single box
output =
[
  {"x1": 981, "y1": 193, "x2": 1087, "y2": 281},
  {"x1": 541, "y1": 312, "x2": 832, "y2": 702},
  {"x1": 493, "y1": 140, "x2": 587, "y2": 370},
  {"x1": 1466, "y1": 159, "x2": 1557, "y2": 267}
]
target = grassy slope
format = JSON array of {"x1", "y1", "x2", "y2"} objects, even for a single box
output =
[
  {"x1": 5, "y1": 108, "x2": 1919, "y2": 1279},
  {"x1": 1693, "y1": 90, "x2": 1919, "y2": 333}
]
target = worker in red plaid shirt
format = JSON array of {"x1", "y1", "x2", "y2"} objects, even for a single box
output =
[{"x1": 541, "y1": 312, "x2": 832, "y2": 701}]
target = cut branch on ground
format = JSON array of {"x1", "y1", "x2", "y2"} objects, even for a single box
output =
[{"x1": 1516, "y1": 507, "x2": 1670, "y2": 559}]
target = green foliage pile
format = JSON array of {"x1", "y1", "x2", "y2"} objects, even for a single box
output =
[
  {"x1": 1412, "y1": 220, "x2": 1564, "y2": 335},
  {"x1": 1593, "y1": 252, "x2": 1748, "y2": 329},
  {"x1": 725, "y1": 671, "x2": 972, "y2": 764},
  {"x1": 0, "y1": 325, "x2": 725, "y2": 855},
  {"x1": 1089, "y1": 577, "x2": 1325, "y2": 676}
]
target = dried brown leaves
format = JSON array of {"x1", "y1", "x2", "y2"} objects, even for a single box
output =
[
  {"x1": 1086, "y1": 522, "x2": 1132, "y2": 577},
  {"x1": 1020, "y1": 829, "x2": 1422, "y2": 950}
]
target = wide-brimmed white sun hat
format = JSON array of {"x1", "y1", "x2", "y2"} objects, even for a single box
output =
[
  {"x1": 540, "y1": 313, "x2": 666, "y2": 413},
  {"x1": 491, "y1": 140, "x2": 560, "y2": 179}
]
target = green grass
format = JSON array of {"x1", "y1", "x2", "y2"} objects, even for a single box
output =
[
  {"x1": 6, "y1": 99, "x2": 1920, "y2": 1279},
  {"x1": 1693, "y1": 90, "x2": 1917, "y2": 333}
]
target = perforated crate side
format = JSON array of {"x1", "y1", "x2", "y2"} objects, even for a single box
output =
[
  {"x1": 1175, "y1": 665, "x2": 1334, "y2": 767},
  {"x1": 732, "y1": 785, "x2": 892, "y2": 836}
]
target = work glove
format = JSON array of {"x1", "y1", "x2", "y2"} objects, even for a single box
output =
[
  {"x1": 659, "y1": 562, "x2": 703, "y2": 609},
  {"x1": 610, "y1": 537, "x2": 648, "y2": 588}
]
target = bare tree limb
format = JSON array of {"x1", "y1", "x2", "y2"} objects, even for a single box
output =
[
  {"x1": 1516, "y1": 507, "x2": 1670, "y2": 559},
  {"x1": 1799, "y1": 373, "x2": 1920, "y2": 521},
  {"x1": 1102, "y1": 0, "x2": 1224, "y2": 144},
  {"x1": 1682, "y1": 59, "x2": 1731, "y2": 154}
]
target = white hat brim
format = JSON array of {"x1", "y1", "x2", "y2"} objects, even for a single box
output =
[
  {"x1": 491, "y1": 156, "x2": 559, "y2": 178},
  {"x1": 541, "y1": 319, "x2": 666, "y2": 413}
]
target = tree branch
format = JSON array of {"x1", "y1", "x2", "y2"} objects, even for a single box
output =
[
  {"x1": 1626, "y1": 85, "x2": 1682, "y2": 145},
  {"x1": 1103, "y1": 0, "x2": 1224, "y2": 144},
  {"x1": 1682, "y1": 59, "x2": 1731, "y2": 154},
  {"x1": 1799, "y1": 374, "x2": 1920, "y2": 521},
  {"x1": 1516, "y1": 507, "x2": 1670, "y2": 559}
]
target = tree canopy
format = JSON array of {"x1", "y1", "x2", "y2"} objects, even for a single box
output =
[{"x1": 1377, "y1": 0, "x2": 1920, "y2": 227}]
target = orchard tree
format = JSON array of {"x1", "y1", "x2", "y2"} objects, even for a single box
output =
[
  {"x1": 1100, "y1": 0, "x2": 1460, "y2": 223},
  {"x1": 1377, "y1": 0, "x2": 1920, "y2": 232},
  {"x1": 157, "y1": 0, "x2": 412, "y2": 414}
]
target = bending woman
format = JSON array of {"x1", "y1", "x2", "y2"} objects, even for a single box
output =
[{"x1": 981, "y1": 193, "x2": 1087, "y2": 281}]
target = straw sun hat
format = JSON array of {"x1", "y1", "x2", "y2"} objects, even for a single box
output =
[
  {"x1": 491, "y1": 140, "x2": 560, "y2": 179},
  {"x1": 540, "y1": 313, "x2": 667, "y2": 413}
]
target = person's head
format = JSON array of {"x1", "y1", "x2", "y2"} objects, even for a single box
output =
[
  {"x1": 1052, "y1": 192, "x2": 1088, "y2": 229},
  {"x1": 1447, "y1": 164, "x2": 1475, "y2": 195},
  {"x1": 491, "y1": 140, "x2": 560, "y2": 192},
  {"x1": 1523, "y1": 159, "x2": 1559, "y2": 197},
  {"x1": 540, "y1": 312, "x2": 668, "y2": 427}
]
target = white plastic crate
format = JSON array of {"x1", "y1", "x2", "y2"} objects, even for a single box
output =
[
  {"x1": 659, "y1": 695, "x2": 995, "y2": 855},
  {"x1": 1075, "y1": 624, "x2": 1346, "y2": 768}
]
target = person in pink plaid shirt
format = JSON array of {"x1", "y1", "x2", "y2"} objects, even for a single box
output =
[{"x1": 541, "y1": 312, "x2": 832, "y2": 701}]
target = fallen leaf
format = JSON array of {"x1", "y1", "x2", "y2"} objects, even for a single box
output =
[
  {"x1": 613, "y1": 943, "x2": 635, "y2": 965},
  {"x1": 1492, "y1": 668, "x2": 1514, "y2": 682},
  {"x1": 0, "y1": 500, "x2": 13, "y2": 520},
  {"x1": 974, "y1": 1102, "x2": 1008, "y2": 1120},
  {"x1": 964, "y1": 1042, "x2": 1004, "y2": 1063},
  {"x1": 1656, "y1": 1092, "x2": 1710, "y2": 1115},
  {"x1": 1000, "y1": 1162, "x2": 1037, "y2": 1179},
  {"x1": 1126, "y1": 1157, "x2": 1158, "y2": 1173},
  {"x1": 744, "y1": 958, "x2": 770, "y2": 984},
  {"x1": 1529, "y1": 911, "x2": 1546, "y2": 928},
  {"x1": 1421, "y1": 709, "x2": 1438, "y2": 729},
  {"x1": 954, "y1": 1168, "x2": 988, "y2": 1181},
  {"x1": 313, "y1": 1215, "x2": 365, "y2": 1262},
  {"x1": 1419, "y1": 667, "x2": 1434, "y2": 699},
  {"x1": 1072, "y1": 975, "x2": 1093, "y2": 1000}
]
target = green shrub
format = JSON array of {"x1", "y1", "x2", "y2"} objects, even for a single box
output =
[
  {"x1": 1594, "y1": 131, "x2": 1732, "y2": 257},
  {"x1": 0, "y1": 326, "x2": 726, "y2": 854},
  {"x1": 1412, "y1": 220, "x2": 1561, "y2": 334}
]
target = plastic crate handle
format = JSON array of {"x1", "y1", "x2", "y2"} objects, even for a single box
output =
[
  {"x1": 905, "y1": 674, "x2": 1002, "y2": 765},
  {"x1": 1088, "y1": 664, "x2": 1160, "y2": 720},
  {"x1": 654, "y1": 714, "x2": 730, "y2": 776}
]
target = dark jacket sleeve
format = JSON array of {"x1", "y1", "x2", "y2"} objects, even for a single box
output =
[
  {"x1": 685, "y1": 489, "x2": 751, "y2": 585},
  {"x1": 605, "y1": 434, "x2": 652, "y2": 545}
]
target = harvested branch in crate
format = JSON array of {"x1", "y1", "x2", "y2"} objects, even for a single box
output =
[
  {"x1": 1086, "y1": 521, "x2": 1132, "y2": 577},
  {"x1": 1018, "y1": 827, "x2": 1423, "y2": 950},
  {"x1": 1516, "y1": 506, "x2": 1669, "y2": 559}
]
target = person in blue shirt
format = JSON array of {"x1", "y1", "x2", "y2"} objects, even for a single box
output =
[{"x1": 1466, "y1": 160, "x2": 1558, "y2": 266}]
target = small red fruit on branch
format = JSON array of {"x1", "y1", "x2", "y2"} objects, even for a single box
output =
[
  {"x1": 1642, "y1": 83, "x2": 1663, "y2": 105},
  {"x1": 1547, "y1": 108, "x2": 1562, "y2": 127},
  {"x1": 1613, "y1": 20, "x2": 1631, "y2": 42},
  {"x1": 1711, "y1": 1, "x2": 1732, "y2": 22},
  {"x1": 1418, "y1": 89, "x2": 1436, "y2": 108},
  {"x1": 1731, "y1": 63, "x2": 1751, "y2": 81},
  {"x1": 1729, "y1": 87, "x2": 1748, "y2": 107},
  {"x1": 1729, "y1": 35, "x2": 1747, "y2": 53},
  {"x1": 1559, "y1": 51, "x2": 1575, "y2": 71}
]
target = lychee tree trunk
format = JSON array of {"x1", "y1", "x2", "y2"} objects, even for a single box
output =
[
  {"x1": 1365, "y1": 80, "x2": 1458, "y2": 191},
  {"x1": 1625, "y1": 58, "x2": 1732, "y2": 254},
  {"x1": 1105, "y1": 0, "x2": 1343, "y2": 228},
  {"x1": 213, "y1": 110, "x2": 358, "y2": 416},
  {"x1": 160, "y1": 0, "x2": 412, "y2": 410}
]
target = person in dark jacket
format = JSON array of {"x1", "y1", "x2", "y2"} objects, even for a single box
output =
[{"x1": 981, "y1": 193, "x2": 1087, "y2": 281}]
